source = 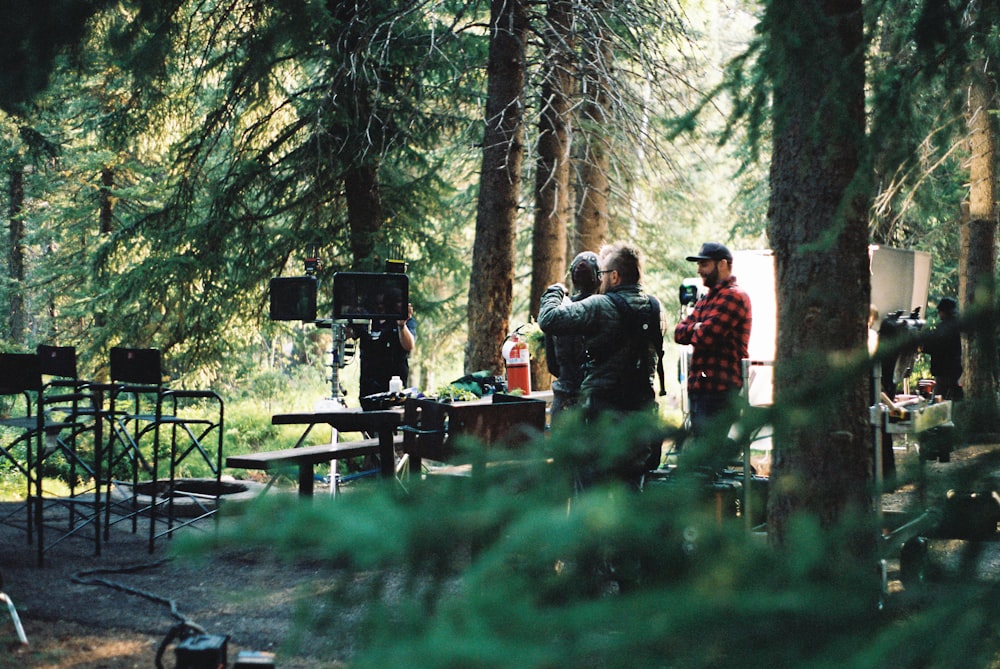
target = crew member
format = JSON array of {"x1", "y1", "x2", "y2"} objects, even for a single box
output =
[
  {"x1": 674, "y1": 242, "x2": 752, "y2": 471},
  {"x1": 351, "y1": 288, "x2": 416, "y2": 407},
  {"x1": 545, "y1": 251, "x2": 601, "y2": 422},
  {"x1": 539, "y1": 241, "x2": 664, "y2": 488},
  {"x1": 923, "y1": 296, "x2": 963, "y2": 400}
]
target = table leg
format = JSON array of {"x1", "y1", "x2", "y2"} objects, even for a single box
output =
[
  {"x1": 298, "y1": 464, "x2": 314, "y2": 497},
  {"x1": 378, "y1": 429, "x2": 394, "y2": 478}
]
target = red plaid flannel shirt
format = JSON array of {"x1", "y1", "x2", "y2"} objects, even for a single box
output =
[{"x1": 673, "y1": 275, "x2": 752, "y2": 392}]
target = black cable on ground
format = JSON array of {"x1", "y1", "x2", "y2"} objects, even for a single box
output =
[{"x1": 70, "y1": 559, "x2": 210, "y2": 668}]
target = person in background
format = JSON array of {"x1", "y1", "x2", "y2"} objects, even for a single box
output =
[
  {"x1": 349, "y1": 288, "x2": 416, "y2": 407},
  {"x1": 545, "y1": 251, "x2": 601, "y2": 422},
  {"x1": 674, "y1": 242, "x2": 752, "y2": 471},
  {"x1": 538, "y1": 241, "x2": 664, "y2": 488},
  {"x1": 868, "y1": 305, "x2": 880, "y2": 356},
  {"x1": 923, "y1": 296, "x2": 963, "y2": 401},
  {"x1": 868, "y1": 304, "x2": 896, "y2": 487}
]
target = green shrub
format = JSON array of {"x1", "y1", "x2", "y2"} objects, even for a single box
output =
[{"x1": 191, "y1": 413, "x2": 1000, "y2": 668}]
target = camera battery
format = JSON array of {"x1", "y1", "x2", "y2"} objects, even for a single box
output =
[
  {"x1": 234, "y1": 650, "x2": 277, "y2": 668},
  {"x1": 175, "y1": 634, "x2": 229, "y2": 669}
]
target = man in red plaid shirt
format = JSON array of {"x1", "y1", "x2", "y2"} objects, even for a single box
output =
[{"x1": 674, "y1": 242, "x2": 752, "y2": 468}]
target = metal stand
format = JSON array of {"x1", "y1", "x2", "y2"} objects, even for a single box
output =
[
  {"x1": 324, "y1": 322, "x2": 351, "y2": 407},
  {"x1": 870, "y1": 365, "x2": 950, "y2": 595},
  {"x1": 317, "y1": 320, "x2": 361, "y2": 495},
  {"x1": 740, "y1": 359, "x2": 774, "y2": 532}
]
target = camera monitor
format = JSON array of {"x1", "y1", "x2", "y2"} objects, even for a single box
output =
[
  {"x1": 333, "y1": 272, "x2": 409, "y2": 321},
  {"x1": 269, "y1": 276, "x2": 318, "y2": 321}
]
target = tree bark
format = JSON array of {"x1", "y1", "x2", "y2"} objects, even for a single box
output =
[
  {"x1": 765, "y1": 0, "x2": 872, "y2": 555},
  {"x1": 962, "y1": 59, "x2": 999, "y2": 432},
  {"x1": 465, "y1": 0, "x2": 528, "y2": 375},
  {"x1": 345, "y1": 161, "x2": 383, "y2": 272},
  {"x1": 8, "y1": 164, "x2": 25, "y2": 345},
  {"x1": 574, "y1": 0, "x2": 611, "y2": 253},
  {"x1": 100, "y1": 165, "x2": 114, "y2": 235},
  {"x1": 529, "y1": 0, "x2": 575, "y2": 390}
]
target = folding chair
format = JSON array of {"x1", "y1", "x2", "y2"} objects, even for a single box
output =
[
  {"x1": 399, "y1": 397, "x2": 450, "y2": 476},
  {"x1": 104, "y1": 348, "x2": 224, "y2": 552},
  {"x1": 34, "y1": 345, "x2": 103, "y2": 561},
  {"x1": 0, "y1": 353, "x2": 45, "y2": 541},
  {"x1": 0, "y1": 352, "x2": 92, "y2": 565}
]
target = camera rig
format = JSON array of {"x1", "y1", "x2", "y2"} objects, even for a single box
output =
[{"x1": 269, "y1": 253, "x2": 409, "y2": 404}]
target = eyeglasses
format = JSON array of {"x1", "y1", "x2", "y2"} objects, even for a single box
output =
[{"x1": 597, "y1": 269, "x2": 615, "y2": 277}]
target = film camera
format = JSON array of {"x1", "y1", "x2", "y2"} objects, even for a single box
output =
[{"x1": 880, "y1": 308, "x2": 925, "y2": 338}]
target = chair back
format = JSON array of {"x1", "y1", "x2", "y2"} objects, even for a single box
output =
[
  {"x1": 37, "y1": 345, "x2": 78, "y2": 380},
  {"x1": 401, "y1": 398, "x2": 450, "y2": 462},
  {"x1": 110, "y1": 348, "x2": 162, "y2": 386},
  {"x1": 0, "y1": 353, "x2": 42, "y2": 395}
]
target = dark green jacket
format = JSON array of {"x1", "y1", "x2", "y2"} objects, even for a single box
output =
[{"x1": 538, "y1": 283, "x2": 662, "y2": 410}]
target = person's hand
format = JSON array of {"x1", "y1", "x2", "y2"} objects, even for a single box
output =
[
  {"x1": 398, "y1": 302, "x2": 414, "y2": 327},
  {"x1": 546, "y1": 283, "x2": 568, "y2": 297}
]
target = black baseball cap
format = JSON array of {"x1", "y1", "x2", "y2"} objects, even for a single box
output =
[
  {"x1": 686, "y1": 242, "x2": 733, "y2": 262},
  {"x1": 937, "y1": 297, "x2": 958, "y2": 314}
]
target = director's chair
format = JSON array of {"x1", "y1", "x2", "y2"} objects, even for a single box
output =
[
  {"x1": 34, "y1": 345, "x2": 104, "y2": 562},
  {"x1": 104, "y1": 348, "x2": 224, "y2": 552},
  {"x1": 0, "y1": 352, "x2": 94, "y2": 565}
]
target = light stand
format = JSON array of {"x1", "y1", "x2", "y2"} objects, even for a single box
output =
[{"x1": 316, "y1": 319, "x2": 353, "y2": 408}]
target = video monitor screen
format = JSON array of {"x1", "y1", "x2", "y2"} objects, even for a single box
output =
[
  {"x1": 333, "y1": 272, "x2": 409, "y2": 321},
  {"x1": 269, "y1": 276, "x2": 318, "y2": 321}
]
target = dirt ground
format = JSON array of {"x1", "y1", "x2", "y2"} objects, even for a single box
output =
[
  {"x1": 2, "y1": 441, "x2": 1000, "y2": 669},
  {"x1": 0, "y1": 493, "x2": 347, "y2": 669}
]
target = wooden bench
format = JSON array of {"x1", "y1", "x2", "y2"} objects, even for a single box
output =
[{"x1": 226, "y1": 435, "x2": 403, "y2": 496}]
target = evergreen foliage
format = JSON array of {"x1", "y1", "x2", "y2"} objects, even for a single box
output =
[
  {"x1": 193, "y1": 411, "x2": 1000, "y2": 667},
  {"x1": 2, "y1": 0, "x2": 1000, "y2": 664},
  {"x1": 0, "y1": 0, "x2": 489, "y2": 385},
  {"x1": 0, "y1": 0, "x2": 114, "y2": 114}
]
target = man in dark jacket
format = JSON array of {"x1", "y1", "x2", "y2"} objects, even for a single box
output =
[
  {"x1": 538, "y1": 242, "x2": 664, "y2": 487},
  {"x1": 924, "y1": 296, "x2": 963, "y2": 400},
  {"x1": 350, "y1": 290, "x2": 416, "y2": 406}
]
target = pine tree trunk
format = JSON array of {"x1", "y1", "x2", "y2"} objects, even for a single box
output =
[
  {"x1": 529, "y1": 0, "x2": 575, "y2": 391},
  {"x1": 765, "y1": 0, "x2": 873, "y2": 555},
  {"x1": 962, "y1": 60, "x2": 999, "y2": 433},
  {"x1": 959, "y1": 200, "x2": 970, "y2": 397},
  {"x1": 7, "y1": 164, "x2": 25, "y2": 345},
  {"x1": 100, "y1": 165, "x2": 114, "y2": 235},
  {"x1": 574, "y1": 1, "x2": 611, "y2": 253},
  {"x1": 465, "y1": 0, "x2": 528, "y2": 375},
  {"x1": 345, "y1": 161, "x2": 383, "y2": 272}
]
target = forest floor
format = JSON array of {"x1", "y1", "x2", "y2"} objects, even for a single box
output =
[
  {"x1": 2, "y1": 439, "x2": 1000, "y2": 669},
  {"x1": 0, "y1": 488, "x2": 348, "y2": 669}
]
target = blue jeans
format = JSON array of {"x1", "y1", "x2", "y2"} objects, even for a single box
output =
[{"x1": 686, "y1": 389, "x2": 741, "y2": 471}]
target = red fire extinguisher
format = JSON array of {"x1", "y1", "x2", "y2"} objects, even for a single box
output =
[{"x1": 501, "y1": 327, "x2": 531, "y2": 394}]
